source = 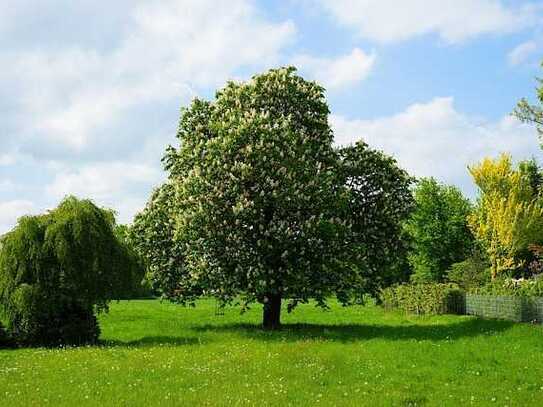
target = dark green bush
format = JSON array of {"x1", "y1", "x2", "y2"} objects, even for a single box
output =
[
  {"x1": 447, "y1": 252, "x2": 490, "y2": 290},
  {"x1": 0, "y1": 321, "x2": 9, "y2": 347},
  {"x1": 114, "y1": 224, "x2": 153, "y2": 299},
  {"x1": 381, "y1": 283, "x2": 464, "y2": 315},
  {"x1": 6, "y1": 286, "x2": 100, "y2": 346},
  {"x1": 0, "y1": 197, "x2": 137, "y2": 346}
]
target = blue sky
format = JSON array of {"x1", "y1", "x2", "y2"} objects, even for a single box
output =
[{"x1": 1, "y1": 0, "x2": 543, "y2": 233}]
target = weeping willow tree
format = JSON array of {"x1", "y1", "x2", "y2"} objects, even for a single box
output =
[
  {"x1": 0, "y1": 196, "x2": 140, "y2": 345},
  {"x1": 469, "y1": 154, "x2": 543, "y2": 279}
]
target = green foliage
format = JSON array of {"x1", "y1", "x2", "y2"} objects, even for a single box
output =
[
  {"x1": 514, "y1": 62, "x2": 543, "y2": 143},
  {"x1": 134, "y1": 67, "x2": 414, "y2": 326},
  {"x1": 131, "y1": 183, "x2": 185, "y2": 300},
  {"x1": 473, "y1": 276, "x2": 543, "y2": 297},
  {"x1": 446, "y1": 251, "x2": 490, "y2": 290},
  {"x1": 518, "y1": 158, "x2": 543, "y2": 194},
  {"x1": 469, "y1": 154, "x2": 543, "y2": 278},
  {"x1": 0, "y1": 321, "x2": 9, "y2": 347},
  {"x1": 380, "y1": 283, "x2": 464, "y2": 315},
  {"x1": 166, "y1": 66, "x2": 344, "y2": 314},
  {"x1": 406, "y1": 178, "x2": 474, "y2": 282},
  {"x1": 0, "y1": 196, "x2": 136, "y2": 345},
  {"x1": 335, "y1": 142, "x2": 415, "y2": 294},
  {"x1": 114, "y1": 224, "x2": 152, "y2": 298}
]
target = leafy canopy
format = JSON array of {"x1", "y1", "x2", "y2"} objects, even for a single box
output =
[
  {"x1": 131, "y1": 183, "x2": 184, "y2": 298},
  {"x1": 406, "y1": 178, "x2": 474, "y2": 282},
  {"x1": 469, "y1": 154, "x2": 543, "y2": 279},
  {"x1": 0, "y1": 196, "x2": 139, "y2": 344},
  {"x1": 514, "y1": 62, "x2": 543, "y2": 143},
  {"x1": 446, "y1": 251, "x2": 490, "y2": 291},
  {"x1": 134, "y1": 67, "x2": 414, "y2": 324}
]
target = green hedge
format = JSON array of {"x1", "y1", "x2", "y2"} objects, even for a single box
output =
[
  {"x1": 381, "y1": 282, "x2": 543, "y2": 322},
  {"x1": 381, "y1": 283, "x2": 464, "y2": 315},
  {"x1": 381, "y1": 283, "x2": 465, "y2": 315},
  {"x1": 472, "y1": 277, "x2": 543, "y2": 297}
]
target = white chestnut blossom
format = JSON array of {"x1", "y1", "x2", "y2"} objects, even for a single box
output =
[{"x1": 132, "y1": 67, "x2": 414, "y2": 324}]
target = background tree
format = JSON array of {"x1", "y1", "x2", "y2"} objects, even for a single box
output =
[
  {"x1": 406, "y1": 178, "x2": 474, "y2": 282},
  {"x1": 446, "y1": 249, "x2": 490, "y2": 290},
  {"x1": 0, "y1": 197, "x2": 137, "y2": 345},
  {"x1": 135, "y1": 67, "x2": 414, "y2": 329},
  {"x1": 469, "y1": 154, "x2": 543, "y2": 279},
  {"x1": 114, "y1": 224, "x2": 152, "y2": 298},
  {"x1": 336, "y1": 142, "x2": 415, "y2": 294},
  {"x1": 131, "y1": 183, "x2": 185, "y2": 300},
  {"x1": 514, "y1": 62, "x2": 543, "y2": 142}
]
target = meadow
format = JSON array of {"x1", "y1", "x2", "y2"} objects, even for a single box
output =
[{"x1": 1, "y1": 299, "x2": 543, "y2": 406}]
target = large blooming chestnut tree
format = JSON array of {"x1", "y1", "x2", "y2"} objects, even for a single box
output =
[{"x1": 134, "y1": 67, "x2": 413, "y2": 329}]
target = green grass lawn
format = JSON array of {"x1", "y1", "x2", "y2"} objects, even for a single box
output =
[{"x1": 1, "y1": 299, "x2": 543, "y2": 406}]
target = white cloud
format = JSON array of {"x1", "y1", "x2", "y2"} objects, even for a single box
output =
[
  {"x1": 0, "y1": 200, "x2": 36, "y2": 234},
  {"x1": 293, "y1": 48, "x2": 375, "y2": 89},
  {"x1": 0, "y1": 180, "x2": 15, "y2": 192},
  {"x1": 316, "y1": 0, "x2": 539, "y2": 43},
  {"x1": 0, "y1": 0, "x2": 297, "y2": 229},
  {"x1": 0, "y1": 154, "x2": 16, "y2": 166},
  {"x1": 2, "y1": 0, "x2": 295, "y2": 150},
  {"x1": 331, "y1": 97, "x2": 541, "y2": 196},
  {"x1": 46, "y1": 162, "x2": 159, "y2": 199},
  {"x1": 508, "y1": 40, "x2": 539, "y2": 65},
  {"x1": 46, "y1": 161, "x2": 164, "y2": 224}
]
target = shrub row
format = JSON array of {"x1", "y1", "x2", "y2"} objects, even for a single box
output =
[
  {"x1": 380, "y1": 283, "x2": 464, "y2": 315},
  {"x1": 381, "y1": 281, "x2": 543, "y2": 323},
  {"x1": 471, "y1": 276, "x2": 543, "y2": 297}
]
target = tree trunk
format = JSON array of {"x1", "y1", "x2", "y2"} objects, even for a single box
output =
[{"x1": 262, "y1": 293, "x2": 281, "y2": 330}]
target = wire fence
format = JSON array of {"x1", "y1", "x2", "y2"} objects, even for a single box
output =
[{"x1": 465, "y1": 294, "x2": 543, "y2": 323}]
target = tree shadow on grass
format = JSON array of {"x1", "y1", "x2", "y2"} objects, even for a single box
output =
[
  {"x1": 191, "y1": 317, "x2": 516, "y2": 343},
  {"x1": 0, "y1": 336, "x2": 202, "y2": 351},
  {"x1": 100, "y1": 335, "x2": 202, "y2": 347}
]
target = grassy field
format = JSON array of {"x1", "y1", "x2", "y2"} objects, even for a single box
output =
[{"x1": 1, "y1": 299, "x2": 543, "y2": 406}]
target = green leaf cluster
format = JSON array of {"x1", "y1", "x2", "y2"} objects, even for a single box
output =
[
  {"x1": 406, "y1": 178, "x2": 474, "y2": 282},
  {"x1": 0, "y1": 196, "x2": 138, "y2": 345},
  {"x1": 468, "y1": 154, "x2": 543, "y2": 278},
  {"x1": 473, "y1": 276, "x2": 543, "y2": 297},
  {"x1": 131, "y1": 183, "x2": 187, "y2": 301},
  {"x1": 114, "y1": 224, "x2": 153, "y2": 298},
  {"x1": 514, "y1": 63, "x2": 543, "y2": 143},
  {"x1": 380, "y1": 283, "x2": 464, "y2": 315},
  {"x1": 446, "y1": 251, "x2": 490, "y2": 290},
  {"x1": 133, "y1": 67, "x2": 414, "y2": 319}
]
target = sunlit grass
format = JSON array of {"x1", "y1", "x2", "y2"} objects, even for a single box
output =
[{"x1": 1, "y1": 299, "x2": 543, "y2": 406}]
